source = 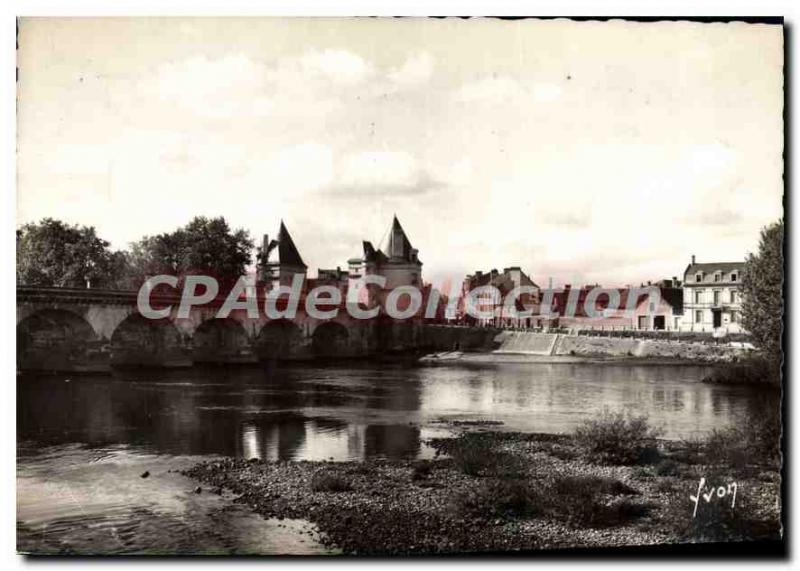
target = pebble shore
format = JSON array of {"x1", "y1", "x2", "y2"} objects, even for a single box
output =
[{"x1": 182, "y1": 431, "x2": 781, "y2": 555}]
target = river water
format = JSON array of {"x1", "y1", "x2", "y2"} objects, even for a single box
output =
[{"x1": 17, "y1": 361, "x2": 775, "y2": 554}]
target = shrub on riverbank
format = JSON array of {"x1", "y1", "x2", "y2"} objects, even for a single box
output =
[
  {"x1": 704, "y1": 414, "x2": 782, "y2": 469},
  {"x1": 311, "y1": 470, "x2": 353, "y2": 492},
  {"x1": 672, "y1": 407, "x2": 781, "y2": 470},
  {"x1": 544, "y1": 474, "x2": 649, "y2": 527},
  {"x1": 574, "y1": 410, "x2": 663, "y2": 465},
  {"x1": 411, "y1": 460, "x2": 434, "y2": 481},
  {"x1": 702, "y1": 357, "x2": 781, "y2": 387},
  {"x1": 450, "y1": 478, "x2": 542, "y2": 519},
  {"x1": 431, "y1": 432, "x2": 523, "y2": 477},
  {"x1": 449, "y1": 473, "x2": 648, "y2": 528}
]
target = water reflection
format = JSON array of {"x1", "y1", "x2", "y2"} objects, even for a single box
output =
[{"x1": 18, "y1": 362, "x2": 777, "y2": 461}]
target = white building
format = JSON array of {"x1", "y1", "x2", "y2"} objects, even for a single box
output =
[{"x1": 680, "y1": 256, "x2": 746, "y2": 333}]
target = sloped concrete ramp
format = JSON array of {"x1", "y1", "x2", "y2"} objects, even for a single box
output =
[{"x1": 493, "y1": 331, "x2": 559, "y2": 355}]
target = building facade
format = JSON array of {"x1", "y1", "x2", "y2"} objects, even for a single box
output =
[
  {"x1": 551, "y1": 281, "x2": 682, "y2": 332},
  {"x1": 459, "y1": 267, "x2": 541, "y2": 328},
  {"x1": 680, "y1": 256, "x2": 746, "y2": 333}
]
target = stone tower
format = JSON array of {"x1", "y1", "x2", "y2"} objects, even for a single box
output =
[
  {"x1": 258, "y1": 221, "x2": 307, "y2": 290},
  {"x1": 349, "y1": 216, "x2": 422, "y2": 290}
]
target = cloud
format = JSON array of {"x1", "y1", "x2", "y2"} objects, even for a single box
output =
[
  {"x1": 340, "y1": 151, "x2": 417, "y2": 187},
  {"x1": 454, "y1": 76, "x2": 526, "y2": 104},
  {"x1": 143, "y1": 49, "x2": 374, "y2": 123},
  {"x1": 297, "y1": 49, "x2": 373, "y2": 84},
  {"x1": 680, "y1": 208, "x2": 746, "y2": 227},
  {"x1": 320, "y1": 150, "x2": 445, "y2": 198},
  {"x1": 538, "y1": 211, "x2": 593, "y2": 229},
  {"x1": 454, "y1": 75, "x2": 563, "y2": 105},
  {"x1": 150, "y1": 54, "x2": 266, "y2": 119},
  {"x1": 388, "y1": 53, "x2": 434, "y2": 86}
]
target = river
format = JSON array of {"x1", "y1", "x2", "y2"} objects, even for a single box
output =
[{"x1": 17, "y1": 361, "x2": 775, "y2": 554}]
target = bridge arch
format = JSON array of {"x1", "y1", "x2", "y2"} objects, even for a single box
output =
[
  {"x1": 312, "y1": 321, "x2": 350, "y2": 357},
  {"x1": 193, "y1": 317, "x2": 252, "y2": 363},
  {"x1": 256, "y1": 319, "x2": 304, "y2": 360},
  {"x1": 110, "y1": 313, "x2": 188, "y2": 367},
  {"x1": 17, "y1": 309, "x2": 99, "y2": 371}
]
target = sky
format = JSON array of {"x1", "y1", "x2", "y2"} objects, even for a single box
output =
[{"x1": 16, "y1": 18, "x2": 784, "y2": 288}]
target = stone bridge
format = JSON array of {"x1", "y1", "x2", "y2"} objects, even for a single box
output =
[{"x1": 16, "y1": 286, "x2": 429, "y2": 372}]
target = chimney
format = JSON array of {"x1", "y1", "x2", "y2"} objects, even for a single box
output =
[
  {"x1": 691, "y1": 254, "x2": 696, "y2": 264},
  {"x1": 257, "y1": 234, "x2": 270, "y2": 283}
]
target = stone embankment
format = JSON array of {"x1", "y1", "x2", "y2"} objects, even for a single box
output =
[
  {"x1": 552, "y1": 335, "x2": 751, "y2": 363},
  {"x1": 420, "y1": 328, "x2": 753, "y2": 363}
]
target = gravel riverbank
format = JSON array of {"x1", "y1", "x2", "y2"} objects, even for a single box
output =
[{"x1": 181, "y1": 429, "x2": 781, "y2": 555}]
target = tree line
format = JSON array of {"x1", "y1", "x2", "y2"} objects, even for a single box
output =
[{"x1": 16, "y1": 216, "x2": 255, "y2": 290}]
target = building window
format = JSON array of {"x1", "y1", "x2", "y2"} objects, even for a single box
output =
[
  {"x1": 714, "y1": 272, "x2": 721, "y2": 282},
  {"x1": 695, "y1": 310, "x2": 703, "y2": 323},
  {"x1": 731, "y1": 272, "x2": 737, "y2": 282},
  {"x1": 730, "y1": 290, "x2": 737, "y2": 303},
  {"x1": 694, "y1": 290, "x2": 702, "y2": 304},
  {"x1": 696, "y1": 273, "x2": 703, "y2": 282},
  {"x1": 713, "y1": 290, "x2": 720, "y2": 305},
  {"x1": 730, "y1": 310, "x2": 737, "y2": 323}
]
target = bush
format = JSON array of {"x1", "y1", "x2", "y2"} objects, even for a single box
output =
[
  {"x1": 574, "y1": 410, "x2": 663, "y2": 465},
  {"x1": 652, "y1": 458, "x2": 681, "y2": 477},
  {"x1": 449, "y1": 435, "x2": 496, "y2": 476},
  {"x1": 675, "y1": 437, "x2": 706, "y2": 465},
  {"x1": 703, "y1": 413, "x2": 781, "y2": 470},
  {"x1": 411, "y1": 460, "x2": 433, "y2": 481},
  {"x1": 703, "y1": 358, "x2": 780, "y2": 387},
  {"x1": 450, "y1": 478, "x2": 542, "y2": 519},
  {"x1": 432, "y1": 433, "x2": 522, "y2": 477},
  {"x1": 547, "y1": 475, "x2": 648, "y2": 527},
  {"x1": 310, "y1": 470, "x2": 353, "y2": 492}
]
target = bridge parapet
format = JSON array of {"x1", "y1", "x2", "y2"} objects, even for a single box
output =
[{"x1": 16, "y1": 285, "x2": 431, "y2": 372}]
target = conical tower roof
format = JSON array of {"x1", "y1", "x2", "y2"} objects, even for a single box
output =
[
  {"x1": 278, "y1": 221, "x2": 307, "y2": 268},
  {"x1": 386, "y1": 215, "x2": 415, "y2": 261}
]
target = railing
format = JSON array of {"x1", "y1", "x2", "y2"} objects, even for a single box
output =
[
  {"x1": 575, "y1": 328, "x2": 752, "y2": 345},
  {"x1": 685, "y1": 301, "x2": 740, "y2": 309}
]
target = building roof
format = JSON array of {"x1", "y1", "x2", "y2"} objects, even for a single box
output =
[
  {"x1": 464, "y1": 268, "x2": 540, "y2": 295},
  {"x1": 362, "y1": 240, "x2": 389, "y2": 265},
  {"x1": 386, "y1": 216, "x2": 415, "y2": 261},
  {"x1": 360, "y1": 217, "x2": 421, "y2": 267},
  {"x1": 684, "y1": 262, "x2": 744, "y2": 284},
  {"x1": 276, "y1": 221, "x2": 307, "y2": 269}
]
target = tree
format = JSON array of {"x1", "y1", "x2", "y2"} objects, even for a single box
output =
[
  {"x1": 16, "y1": 218, "x2": 127, "y2": 288},
  {"x1": 125, "y1": 216, "x2": 253, "y2": 289},
  {"x1": 742, "y1": 219, "x2": 784, "y2": 376}
]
